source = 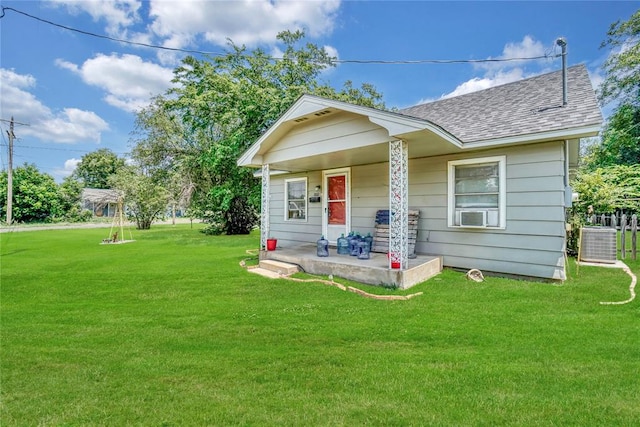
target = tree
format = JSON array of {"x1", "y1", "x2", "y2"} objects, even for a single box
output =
[
  {"x1": 598, "y1": 9, "x2": 639, "y2": 106},
  {"x1": 572, "y1": 163, "x2": 640, "y2": 213},
  {"x1": 149, "y1": 30, "x2": 385, "y2": 234},
  {"x1": 72, "y1": 148, "x2": 126, "y2": 189},
  {"x1": 582, "y1": 102, "x2": 640, "y2": 170},
  {"x1": 58, "y1": 176, "x2": 92, "y2": 222},
  {"x1": 129, "y1": 96, "x2": 196, "y2": 225},
  {"x1": 581, "y1": 11, "x2": 640, "y2": 170},
  {"x1": 0, "y1": 164, "x2": 62, "y2": 223},
  {"x1": 109, "y1": 165, "x2": 168, "y2": 230}
]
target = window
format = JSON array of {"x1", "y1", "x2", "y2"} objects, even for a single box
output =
[
  {"x1": 448, "y1": 156, "x2": 506, "y2": 228},
  {"x1": 285, "y1": 178, "x2": 307, "y2": 221}
]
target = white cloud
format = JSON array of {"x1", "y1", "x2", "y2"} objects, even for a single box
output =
[
  {"x1": 64, "y1": 157, "x2": 81, "y2": 171},
  {"x1": 437, "y1": 36, "x2": 553, "y2": 99},
  {"x1": 589, "y1": 69, "x2": 604, "y2": 92},
  {"x1": 56, "y1": 54, "x2": 174, "y2": 113},
  {"x1": 443, "y1": 68, "x2": 525, "y2": 99},
  {"x1": 149, "y1": 0, "x2": 341, "y2": 47},
  {"x1": 0, "y1": 68, "x2": 109, "y2": 144},
  {"x1": 48, "y1": 0, "x2": 142, "y2": 37},
  {"x1": 502, "y1": 36, "x2": 546, "y2": 62},
  {"x1": 324, "y1": 45, "x2": 339, "y2": 60},
  {"x1": 53, "y1": 157, "x2": 81, "y2": 179},
  {"x1": 476, "y1": 35, "x2": 547, "y2": 72}
]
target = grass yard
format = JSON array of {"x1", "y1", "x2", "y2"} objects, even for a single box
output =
[{"x1": 1, "y1": 225, "x2": 639, "y2": 425}]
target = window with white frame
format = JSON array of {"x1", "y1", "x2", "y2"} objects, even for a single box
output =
[
  {"x1": 448, "y1": 156, "x2": 506, "y2": 228},
  {"x1": 285, "y1": 178, "x2": 307, "y2": 221}
]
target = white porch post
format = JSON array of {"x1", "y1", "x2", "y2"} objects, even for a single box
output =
[
  {"x1": 260, "y1": 163, "x2": 270, "y2": 250},
  {"x1": 389, "y1": 140, "x2": 408, "y2": 269}
]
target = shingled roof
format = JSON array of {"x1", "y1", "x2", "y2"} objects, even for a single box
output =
[
  {"x1": 81, "y1": 188, "x2": 121, "y2": 203},
  {"x1": 399, "y1": 64, "x2": 602, "y2": 143}
]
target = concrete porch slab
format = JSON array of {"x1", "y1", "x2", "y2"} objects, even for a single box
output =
[{"x1": 261, "y1": 245, "x2": 442, "y2": 289}]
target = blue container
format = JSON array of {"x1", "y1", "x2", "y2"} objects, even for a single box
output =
[
  {"x1": 316, "y1": 235, "x2": 329, "y2": 257},
  {"x1": 364, "y1": 233, "x2": 374, "y2": 252},
  {"x1": 357, "y1": 239, "x2": 370, "y2": 259},
  {"x1": 346, "y1": 232, "x2": 355, "y2": 254},
  {"x1": 337, "y1": 234, "x2": 350, "y2": 255},
  {"x1": 350, "y1": 234, "x2": 361, "y2": 256}
]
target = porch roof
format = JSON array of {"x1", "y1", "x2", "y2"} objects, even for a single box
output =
[
  {"x1": 237, "y1": 95, "x2": 462, "y2": 171},
  {"x1": 238, "y1": 64, "x2": 602, "y2": 172}
]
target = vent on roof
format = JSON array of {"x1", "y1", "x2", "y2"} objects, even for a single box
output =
[
  {"x1": 314, "y1": 110, "x2": 332, "y2": 117},
  {"x1": 579, "y1": 227, "x2": 617, "y2": 264},
  {"x1": 293, "y1": 117, "x2": 309, "y2": 123}
]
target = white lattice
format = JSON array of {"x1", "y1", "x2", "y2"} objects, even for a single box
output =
[
  {"x1": 389, "y1": 140, "x2": 408, "y2": 269},
  {"x1": 261, "y1": 164, "x2": 270, "y2": 250}
]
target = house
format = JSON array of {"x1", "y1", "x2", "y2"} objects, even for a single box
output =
[
  {"x1": 81, "y1": 188, "x2": 121, "y2": 217},
  {"x1": 238, "y1": 64, "x2": 603, "y2": 285}
]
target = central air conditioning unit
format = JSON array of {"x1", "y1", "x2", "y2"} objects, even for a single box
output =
[
  {"x1": 579, "y1": 227, "x2": 617, "y2": 264},
  {"x1": 460, "y1": 211, "x2": 487, "y2": 227}
]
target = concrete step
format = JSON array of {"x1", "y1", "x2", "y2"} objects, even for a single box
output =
[
  {"x1": 247, "y1": 267, "x2": 283, "y2": 279},
  {"x1": 259, "y1": 260, "x2": 299, "y2": 276}
]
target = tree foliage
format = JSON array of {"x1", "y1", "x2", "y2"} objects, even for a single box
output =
[
  {"x1": 130, "y1": 96, "x2": 195, "y2": 222},
  {"x1": 133, "y1": 30, "x2": 385, "y2": 235},
  {"x1": 582, "y1": 102, "x2": 640, "y2": 169},
  {"x1": 72, "y1": 148, "x2": 126, "y2": 189},
  {"x1": 109, "y1": 165, "x2": 169, "y2": 230},
  {"x1": 572, "y1": 163, "x2": 640, "y2": 214},
  {"x1": 581, "y1": 11, "x2": 640, "y2": 175},
  {"x1": 0, "y1": 165, "x2": 90, "y2": 224},
  {"x1": 0, "y1": 164, "x2": 62, "y2": 223},
  {"x1": 598, "y1": 9, "x2": 639, "y2": 106},
  {"x1": 58, "y1": 176, "x2": 92, "y2": 222}
]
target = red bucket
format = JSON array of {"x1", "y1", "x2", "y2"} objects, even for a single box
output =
[
  {"x1": 266, "y1": 239, "x2": 277, "y2": 251},
  {"x1": 388, "y1": 252, "x2": 400, "y2": 269}
]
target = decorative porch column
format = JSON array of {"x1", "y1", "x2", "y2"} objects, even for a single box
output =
[
  {"x1": 260, "y1": 163, "x2": 270, "y2": 250},
  {"x1": 389, "y1": 140, "x2": 409, "y2": 269}
]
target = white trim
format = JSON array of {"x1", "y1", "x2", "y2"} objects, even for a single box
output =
[
  {"x1": 448, "y1": 155, "x2": 506, "y2": 229},
  {"x1": 284, "y1": 177, "x2": 308, "y2": 222},
  {"x1": 322, "y1": 167, "x2": 351, "y2": 244},
  {"x1": 237, "y1": 94, "x2": 463, "y2": 167}
]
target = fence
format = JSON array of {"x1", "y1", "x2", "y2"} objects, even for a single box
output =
[{"x1": 587, "y1": 213, "x2": 637, "y2": 260}]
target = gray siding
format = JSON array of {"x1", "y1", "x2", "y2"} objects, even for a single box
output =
[
  {"x1": 268, "y1": 140, "x2": 567, "y2": 280},
  {"x1": 268, "y1": 172, "x2": 323, "y2": 245},
  {"x1": 412, "y1": 141, "x2": 567, "y2": 279},
  {"x1": 264, "y1": 112, "x2": 391, "y2": 165}
]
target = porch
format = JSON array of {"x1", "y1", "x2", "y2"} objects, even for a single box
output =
[{"x1": 260, "y1": 245, "x2": 442, "y2": 289}]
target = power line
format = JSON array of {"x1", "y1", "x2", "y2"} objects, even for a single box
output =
[
  {"x1": 0, "y1": 142, "x2": 127, "y2": 156},
  {"x1": 0, "y1": 6, "x2": 225, "y2": 56},
  {"x1": 1, "y1": 5, "x2": 562, "y2": 65}
]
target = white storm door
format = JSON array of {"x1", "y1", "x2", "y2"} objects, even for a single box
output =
[{"x1": 322, "y1": 168, "x2": 351, "y2": 244}]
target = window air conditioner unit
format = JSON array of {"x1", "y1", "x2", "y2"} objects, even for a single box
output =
[
  {"x1": 579, "y1": 227, "x2": 617, "y2": 264},
  {"x1": 460, "y1": 211, "x2": 487, "y2": 227}
]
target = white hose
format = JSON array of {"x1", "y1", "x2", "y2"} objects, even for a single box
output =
[{"x1": 600, "y1": 264, "x2": 637, "y2": 305}]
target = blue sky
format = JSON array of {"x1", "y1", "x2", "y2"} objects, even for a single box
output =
[{"x1": 0, "y1": 0, "x2": 637, "y2": 181}]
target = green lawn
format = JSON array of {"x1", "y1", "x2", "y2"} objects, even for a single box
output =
[{"x1": 1, "y1": 225, "x2": 639, "y2": 425}]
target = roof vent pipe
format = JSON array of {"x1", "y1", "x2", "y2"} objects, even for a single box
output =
[{"x1": 556, "y1": 37, "x2": 568, "y2": 106}]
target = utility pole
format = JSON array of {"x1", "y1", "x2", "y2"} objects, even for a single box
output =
[
  {"x1": 2, "y1": 117, "x2": 27, "y2": 225},
  {"x1": 6, "y1": 117, "x2": 15, "y2": 225}
]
